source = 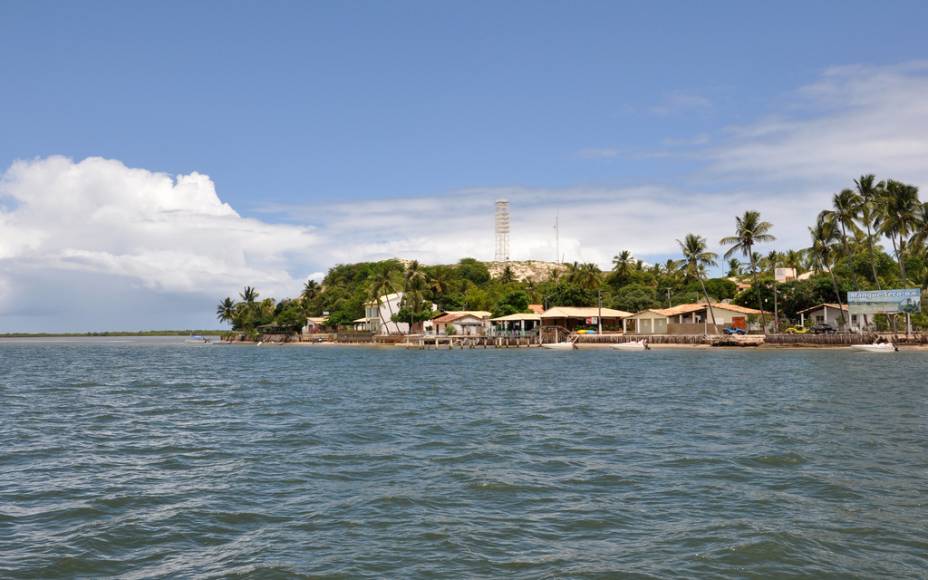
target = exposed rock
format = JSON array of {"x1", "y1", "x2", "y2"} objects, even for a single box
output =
[{"x1": 486, "y1": 260, "x2": 566, "y2": 282}]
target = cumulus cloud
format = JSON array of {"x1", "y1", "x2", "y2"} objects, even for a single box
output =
[{"x1": 0, "y1": 156, "x2": 318, "y2": 330}]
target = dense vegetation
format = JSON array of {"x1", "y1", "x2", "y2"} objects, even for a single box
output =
[{"x1": 217, "y1": 174, "x2": 928, "y2": 334}]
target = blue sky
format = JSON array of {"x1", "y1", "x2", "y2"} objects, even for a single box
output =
[{"x1": 2, "y1": 1, "x2": 928, "y2": 330}]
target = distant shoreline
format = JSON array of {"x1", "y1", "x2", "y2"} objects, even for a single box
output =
[{"x1": 0, "y1": 330, "x2": 225, "y2": 338}]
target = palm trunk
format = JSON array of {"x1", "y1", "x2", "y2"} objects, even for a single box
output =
[
  {"x1": 865, "y1": 221, "x2": 881, "y2": 289},
  {"x1": 840, "y1": 223, "x2": 860, "y2": 291},
  {"x1": 698, "y1": 275, "x2": 720, "y2": 335},
  {"x1": 898, "y1": 238, "x2": 909, "y2": 284},
  {"x1": 891, "y1": 235, "x2": 907, "y2": 285},
  {"x1": 748, "y1": 250, "x2": 767, "y2": 334},
  {"x1": 772, "y1": 279, "x2": 778, "y2": 333},
  {"x1": 829, "y1": 270, "x2": 847, "y2": 328}
]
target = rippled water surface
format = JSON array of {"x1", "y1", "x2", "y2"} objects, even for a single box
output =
[{"x1": 2, "y1": 338, "x2": 927, "y2": 578}]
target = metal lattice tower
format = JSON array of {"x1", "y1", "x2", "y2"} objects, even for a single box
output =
[{"x1": 494, "y1": 199, "x2": 510, "y2": 262}]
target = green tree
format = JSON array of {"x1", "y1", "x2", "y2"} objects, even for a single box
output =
[
  {"x1": 216, "y1": 297, "x2": 236, "y2": 326},
  {"x1": 240, "y1": 286, "x2": 258, "y2": 304},
  {"x1": 610, "y1": 283, "x2": 659, "y2": 313},
  {"x1": 368, "y1": 264, "x2": 400, "y2": 333},
  {"x1": 726, "y1": 258, "x2": 741, "y2": 277},
  {"x1": 854, "y1": 174, "x2": 883, "y2": 288},
  {"x1": 879, "y1": 180, "x2": 920, "y2": 284},
  {"x1": 677, "y1": 233, "x2": 720, "y2": 334},
  {"x1": 720, "y1": 211, "x2": 775, "y2": 333},
  {"x1": 494, "y1": 289, "x2": 530, "y2": 317},
  {"x1": 809, "y1": 214, "x2": 847, "y2": 327}
]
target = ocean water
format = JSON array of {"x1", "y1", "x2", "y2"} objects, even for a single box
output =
[{"x1": 1, "y1": 338, "x2": 927, "y2": 578}]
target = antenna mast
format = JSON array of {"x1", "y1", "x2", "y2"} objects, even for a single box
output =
[{"x1": 494, "y1": 199, "x2": 510, "y2": 262}]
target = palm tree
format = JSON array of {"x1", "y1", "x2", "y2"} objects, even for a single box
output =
[
  {"x1": 216, "y1": 297, "x2": 236, "y2": 325},
  {"x1": 612, "y1": 250, "x2": 635, "y2": 278},
  {"x1": 720, "y1": 211, "x2": 775, "y2": 333},
  {"x1": 368, "y1": 266, "x2": 399, "y2": 334},
  {"x1": 565, "y1": 262, "x2": 602, "y2": 291},
  {"x1": 879, "y1": 180, "x2": 920, "y2": 284},
  {"x1": 910, "y1": 201, "x2": 928, "y2": 252},
  {"x1": 677, "y1": 233, "x2": 720, "y2": 335},
  {"x1": 767, "y1": 250, "x2": 780, "y2": 333},
  {"x1": 783, "y1": 249, "x2": 805, "y2": 275},
  {"x1": 726, "y1": 258, "x2": 741, "y2": 277},
  {"x1": 809, "y1": 215, "x2": 847, "y2": 328},
  {"x1": 854, "y1": 174, "x2": 883, "y2": 288},
  {"x1": 402, "y1": 260, "x2": 429, "y2": 332},
  {"x1": 239, "y1": 286, "x2": 258, "y2": 304},
  {"x1": 820, "y1": 188, "x2": 863, "y2": 290},
  {"x1": 301, "y1": 279, "x2": 320, "y2": 302},
  {"x1": 428, "y1": 268, "x2": 451, "y2": 308},
  {"x1": 820, "y1": 189, "x2": 862, "y2": 257}
]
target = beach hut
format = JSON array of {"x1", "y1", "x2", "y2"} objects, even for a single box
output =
[
  {"x1": 490, "y1": 312, "x2": 542, "y2": 337},
  {"x1": 540, "y1": 306, "x2": 632, "y2": 333},
  {"x1": 797, "y1": 303, "x2": 866, "y2": 330},
  {"x1": 431, "y1": 311, "x2": 493, "y2": 336}
]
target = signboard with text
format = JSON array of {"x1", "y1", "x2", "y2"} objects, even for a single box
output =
[{"x1": 847, "y1": 288, "x2": 921, "y2": 315}]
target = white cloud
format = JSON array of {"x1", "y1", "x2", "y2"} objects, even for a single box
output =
[
  {"x1": 710, "y1": 61, "x2": 928, "y2": 187},
  {"x1": 0, "y1": 156, "x2": 318, "y2": 330}
]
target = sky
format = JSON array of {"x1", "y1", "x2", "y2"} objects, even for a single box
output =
[{"x1": 2, "y1": 0, "x2": 928, "y2": 331}]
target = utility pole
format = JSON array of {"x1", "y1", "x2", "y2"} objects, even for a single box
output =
[
  {"x1": 772, "y1": 279, "x2": 779, "y2": 334},
  {"x1": 554, "y1": 212, "x2": 560, "y2": 264}
]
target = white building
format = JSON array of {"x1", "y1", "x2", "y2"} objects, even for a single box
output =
[
  {"x1": 364, "y1": 292, "x2": 409, "y2": 335},
  {"x1": 364, "y1": 292, "x2": 438, "y2": 335},
  {"x1": 798, "y1": 303, "x2": 871, "y2": 331},
  {"x1": 430, "y1": 311, "x2": 493, "y2": 336}
]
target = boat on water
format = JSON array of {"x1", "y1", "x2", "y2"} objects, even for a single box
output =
[
  {"x1": 612, "y1": 340, "x2": 649, "y2": 351},
  {"x1": 185, "y1": 335, "x2": 212, "y2": 345},
  {"x1": 850, "y1": 342, "x2": 897, "y2": 353},
  {"x1": 542, "y1": 341, "x2": 577, "y2": 350}
]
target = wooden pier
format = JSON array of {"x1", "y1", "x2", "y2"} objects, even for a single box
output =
[{"x1": 400, "y1": 335, "x2": 541, "y2": 349}]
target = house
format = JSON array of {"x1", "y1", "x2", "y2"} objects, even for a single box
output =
[
  {"x1": 363, "y1": 292, "x2": 409, "y2": 335},
  {"x1": 302, "y1": 316, "x2": 330, "y2": 335},
  {"x1": 624, "y1": 302, "x2": 765, "y2": 334},
  {"x1": 540, "y1": 306, "x2": 632, "y2": 333},
  {"x1": 363, "y1": 292, "x2": 439, "y2": 334},
  {"x1": 798, "y1": 303, "x2": 870, "y2": 330},
  {"x1": 490, "y1": 312, "x2": 542, "y2": 336},
  {"x1": 527, "y1": 304, "x2": 545, "y2": 314},
  {"x1": 431, "y1": 311, "x2": 493, "y2": 336}
]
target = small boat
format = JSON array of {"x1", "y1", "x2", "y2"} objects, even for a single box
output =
[
  {"x1": 850, "y1": 342, "x2": 897, "y2": 353},
  {"x1": 542, "y1": 341, "x2": 577, "y2": 350},
  {"x1": 185, "y1": 335, "x2": 211, "y2": 345},
  {"x1": 612, "y1": 340, "x2": 649, "y2": 351}
]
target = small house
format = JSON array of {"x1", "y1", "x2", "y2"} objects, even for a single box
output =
[
  {"x1": 797, "y1": 303, "x2": 870, "y2": 330},
  {"x1": 431, "y1": 311, "x2": 493, "y2": 336},
  {"x1": 490, "y1": 312, "x2": 542, "y2": 336}
]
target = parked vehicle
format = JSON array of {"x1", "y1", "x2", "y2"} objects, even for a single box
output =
[
  {"x1": 810, "y1": 323, "x2": 837, "y2": 334},
  {"x1": 785, "y1": 326, "x2": 810, "y2": 334},
  {"x1": 723, "y1": 326, "x2": 746, "y2": 335}
]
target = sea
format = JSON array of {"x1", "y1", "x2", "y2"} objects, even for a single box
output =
[{"x1": 1, "y1": 337, "x2": 926, "y2": 578}]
